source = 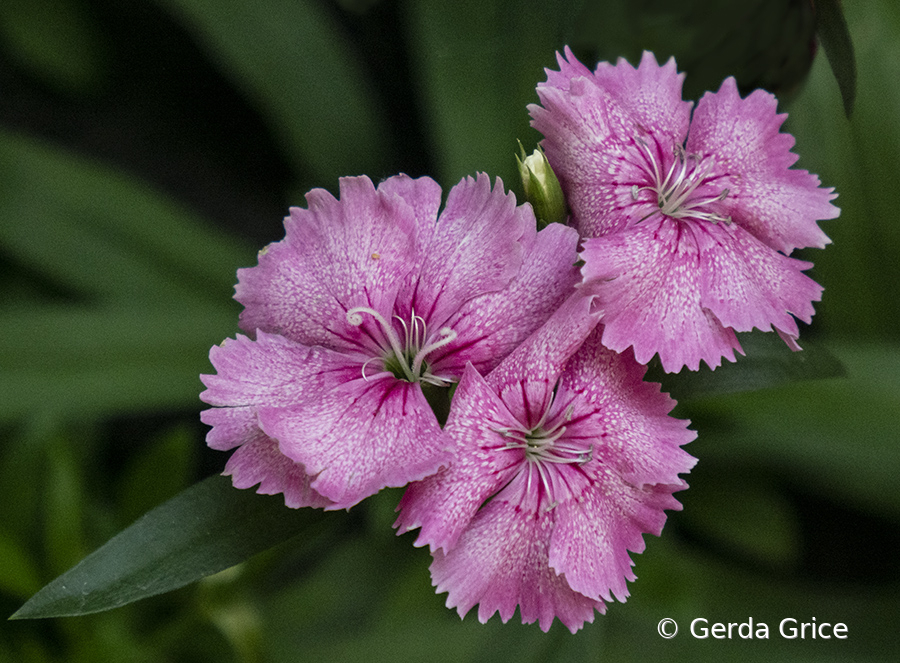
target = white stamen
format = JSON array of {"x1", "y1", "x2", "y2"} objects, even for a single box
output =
[
  {"x1": 346, "y1": 306, "x2": 415, "y2": 382},
  {"x1": 347, "y1": 306, "x2": 457, "y2": 384},
  {"x1": 493, "y1": 384, "x2": 592, "y2": 511},
  {"x1": 633, "y1": 136, "x2": 730, "y2": 224},
  {"x1": 360, "y1": 356, "x2": 380, "y2": 382},
  {"x1": 410, "y1": 327, "x2": 457, "y2": 378}
]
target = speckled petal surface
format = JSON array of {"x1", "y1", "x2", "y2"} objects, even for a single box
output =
[
  {"x1": 402, "y1": 173, "x2": 528, "y2": 328},
  {"x1": 235, "y1": 175, "x2": 420, "y2": 351},
  {"x1": 431, "y1": 497, "x2": 606, "y2": 634},
  {"x1": 223, "y1": 430, "x2": 332, "y2": 509},
  {"x1": 546, "y1": 332, "x2": 696, "y2": 601},
  {"x1": 530, "y1": 49, "x2": 692, "y2": 238},
  {"x1": 200, "y1": 331, "x2": 359, "y2": 409},
  {"x1": 257, "y1": 378, "x2": 451, "y2": 510},
  {"x1": 688, "y1": 78, "x2": 838, "y2": 253},
  {"x1": 401, "y1": 288, "x2": 693, "y2": 629},
  {"x1": 581, "y1": 218, "x2": 743, "y2": 372},
  {"x1": 532, "y1": 48, "x2": 838, "y2": 372},
  {"x1": 430, "y1": 221, "x2": 581, "y2": 378},
  {"x1": 395, "y1": 364, "x2": 522, "y2": 552},
  {"x1": 697, "y1": 221, "x2": 822, "y2": 340}
]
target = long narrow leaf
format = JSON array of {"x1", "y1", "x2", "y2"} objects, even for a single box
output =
[
  {"x1": 0, "y1": 128, "x2": 251, "y2": 305},
  {"x1": 816, "y1": 0, "x2": 857, "y2": 116},
  {"x1": 0, "y1": 304, "x2": 237, "y2": 420},
  {"x1": 156, "y1": 0, "x2": 389, "y2": 185},
  {"x1": 11, "y1": 474, "x2": 325, "y2": 619},
  {"x1": 649, "y1": 333, "x2": 845, "y2": 402}
]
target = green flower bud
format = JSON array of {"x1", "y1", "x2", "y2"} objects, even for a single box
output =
[{"x1": 516, "y1": 142, "x2": 568, "y2": 228}]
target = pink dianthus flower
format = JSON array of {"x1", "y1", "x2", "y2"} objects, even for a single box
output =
[
  {"x1": 396, "y1": 293, "x2": 696, "y2": 632},
  {"x1": 530, "y1": 49, "x2": 840, "y2": 372},
  {"x1": 200, "y1": 173, "x2": 579, "y2": 510}
]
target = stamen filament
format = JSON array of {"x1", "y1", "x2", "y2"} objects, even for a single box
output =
[
  {"x1": 346, "y1": 306, "x2": 416, "y2": 382},
  {"x1": 410, "y1": 327, "x2": 457, "y2": 378},
  {"x1": 633, "y1": 136, "x2": 730, "y2": 224},
  {"x1": 347, "y1": 306, "x2": 459, "y2": 384}
]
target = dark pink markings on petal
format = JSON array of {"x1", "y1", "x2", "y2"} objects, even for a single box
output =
[
  {"x1": 581, "y1": 219, "x2": 742, "y2": 372},
  {"x1": 688, "y1": 77, "x2": 838, "y2": 253},
  {"x1": 432, "y1": 222, "x2": 581, "y2": 378},
  {"x1": 200, "y1": 331, "x2": 359, "y2": 408},
  {"x1": 405, "y1": 173, "x2": 528, "y2": 329},
  {"x1": 396, "y1": 364, "x2": 522, "y2": 552},
  {"x1": 235, "y1": 175, "x2": 420, "y2": 351},
  {"x1": 258, "y1": 379, "x2": 450, "y2": 510}
]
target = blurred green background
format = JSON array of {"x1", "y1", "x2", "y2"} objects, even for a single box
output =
[{"x1": 1, "y1": 0, "x2": 898, "y2": 661}]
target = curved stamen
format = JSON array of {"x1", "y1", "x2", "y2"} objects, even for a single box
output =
[
  {"x1": 634, "y1": 137, "x2": 730, "y2": 224},
  {"x1": 359, "y1": 356, "x2": 381, "y2": 382},
  {"x1": 348, "y1": 306, "x2": 459, "y2": 384},
  {"x1": 410, "y1": 327, "x2": 458, "y2": 378},
  {"x1": 494, "y1": 404, "x2": 593, "y2": 511},
  {"x1": 346, "y1": 306, "x2": 415, "y2": 382}
]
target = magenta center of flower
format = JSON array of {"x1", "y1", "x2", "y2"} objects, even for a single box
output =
[
  {"x1": 346, "y1": 306, "x2": 457, "y2": 386},
  {"x1": 632, "y1": 138, "x2": 731, "y2": 225},
  {"x1": 495, "y1": 398, "x2": 593, "y2": 510}
]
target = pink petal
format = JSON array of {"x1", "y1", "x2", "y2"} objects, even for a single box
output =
[
  {"x1": 559, "y1": 332, "x2": 698, "y2": 486},
  {"x1": 431, "y1": 498, "x2": 605, "y2": 633},
  {"x1": 200, "y1": 405, "x2": 258, "y2": 451},
  {"x1": 591, "y1": 51, "x2": 692, "y2": 151},
  {"x1": 404, "y1": 173, "x2": 528, "y2": 328},
  {"x1": 530, "y1": 49, "x2": 692, "y2": 238},
  {"x1": 697, "y1": 221, "x2": 823, "y2": 340},
  {"x1": 375, "y1": 173, "x2": 443, "y2": 247},
  {"x1": 235, "y1": 175, "x2": 419, "y2": 350},
  {"x1": 430, "y1": 221, "x2": 581, "y2": 377},
  {"x1": 549, "y1": 469, "x2": 681, "y2": 602},
  {"x1": 223, "y1": 430, "x2": 332, "y2": 509},
  {"x1": 522, "y1": 332, "x2": 694, "y2": 602},
  {"x1": 395, "y1": 364, "x2": 523, "y2": 552},
  {"x1": 257, "y1": 378, "x2": 451, "y2": 510},
  {"x1": 581, "y1": 218, "x2": 743, "y2": 372},
  {"x1": 200, "y1": 331, "x2": 357, "y2": 408},
  {"x1": 486, "y1": 287, "x2": 602, "y2": 393},
  {"x1": 687, "y1": 77, "x2": 838, "y2": 254}
]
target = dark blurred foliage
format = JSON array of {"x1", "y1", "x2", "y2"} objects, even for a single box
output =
[{"x1": 1, "y1": 1, "x2": 898, "y2": 661}]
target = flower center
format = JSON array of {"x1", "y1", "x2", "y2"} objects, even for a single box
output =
[
  {"x1": 346, "y1": 307, "x2": 457, "y2": 386},
  {"x1": 632, "y1": 138, "x2": 731, "y2": 225},
  {"x1": 495, "y1": 397, "x2": 592, "y2": 510}
]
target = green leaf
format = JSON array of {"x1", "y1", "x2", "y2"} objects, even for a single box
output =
[
  {"x1": 0, "y1": 128, "x2": 252, "y2": 307},
  {"x1": 816, "y1": 0, "x2": 857, "y2": 116},
  {"x1": 156, "y1": 0, "x2": 390, "y2": 185},
  {"x1": 0, "y1": 0, "x2": 109, "y2": 94},
  {"x1": 0, "y1": 304, "x2": 236, "y2": 421},
  {"x1": 686, "y1": 343, "x2": 900, "y2": 518},
  {"x1": 676, "y1": 469, "x2": 802, "y2": 573},
  {"x1": 0, "y1": 529, "x2": 42, "y2": 598},
  {"x1": 649, "y1": 332, "x2": 845, "y2": 402},
  {"x1": 401, "y1": 0, "x2": 581, "y2": 188},
  {"x1": 571, "y1": 0, "x2": 819, "y2": 102},
  {"x1": 262, "y1": 494, "x2": 605, "y2": 661},
  {"x1": 43, "y1": 435, "x2": 89, "y2": 577},
  {"x1": 786, "y1": 0, "x2": 900, "y2": 341},
  {"x1": 11, "y1": 474, "x2": 327, "y2": 619},
  {"x1": 116, "y1": 424, "x2": 195, "y2": 526}
]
